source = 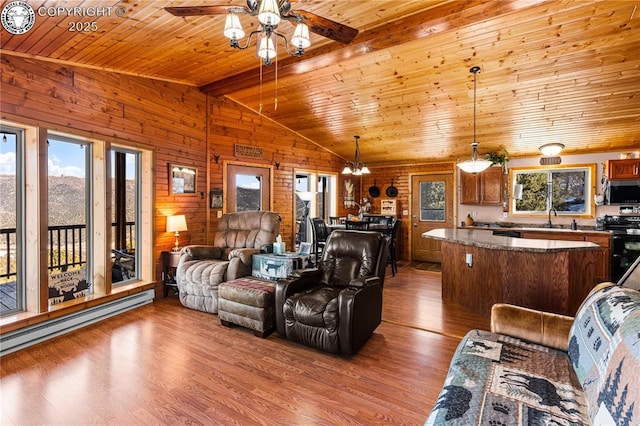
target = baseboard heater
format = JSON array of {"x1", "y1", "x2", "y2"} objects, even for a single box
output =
[{"x1": 0, "y1": 289, "x2": 154, "y2": 357}]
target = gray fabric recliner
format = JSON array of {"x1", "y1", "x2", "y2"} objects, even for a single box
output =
[{"x1": 176, "y1": 211, "x2": 281, "y2": 313}]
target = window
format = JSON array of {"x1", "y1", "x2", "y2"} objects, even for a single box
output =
[
  {"x1": 420, "y1": 180, "x2": 446, "y2": 221},
  {"x1": 225, "y1": 163, "x2": 271, "y2": 212},
  {"x1": 0, "y1": 126, "x2": 23, "y2": 314},
  {"x1": 47, "y1": 135, "x2": 92, "y2": 305},
  {"x1": 111, "y1": 148, "x2": 140, "y2": 284},
  {"x1": 1, "y1": 119, "x2": 154, "y2": 315},
  {"x1": 510, "y1": 164, "x2": 596, "y2": 217},
  {"x1": 294, "y1": 171, "x2": 337, "y2": 247}
]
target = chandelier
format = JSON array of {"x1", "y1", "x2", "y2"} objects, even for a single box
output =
[
  {"x1": 223, "y1": 0, "x2": 311, "y2": 66},
  {"x1": 342, "y1": 135, "x2": 370, "y2": 176},
  {"x1": 457, "y1": 66, "x2": 493, "y2": 174}
]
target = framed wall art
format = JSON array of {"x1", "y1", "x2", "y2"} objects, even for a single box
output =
[
  {"x1": 210, "y1": 189, "x2": 223, "y2": 208},
  {"x1": 170, "y1": 164, "x2": 197, "y2": 195}
]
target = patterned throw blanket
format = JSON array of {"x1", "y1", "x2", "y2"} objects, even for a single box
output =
[{"x1": 426, "y1": 285, "x2": 640, "y2": 425}]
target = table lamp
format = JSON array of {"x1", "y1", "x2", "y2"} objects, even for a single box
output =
[{"x1": 166, "y1": 214, "x2": 188, "y2": 252}]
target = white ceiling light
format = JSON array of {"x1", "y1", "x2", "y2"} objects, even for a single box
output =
[
  {"x1": 457, "y1": 66, "x2": 492, "y2": 174},
  {"x1": 539, "y1": 143, "x2": 565, "y2": 156}
]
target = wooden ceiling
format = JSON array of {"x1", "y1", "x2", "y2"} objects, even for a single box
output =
[{"x1": 2, "y1": 0, "x2": 639, "y2": 166}]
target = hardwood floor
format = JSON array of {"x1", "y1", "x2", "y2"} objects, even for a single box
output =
[{"x1": 0, "y1": 265, "x2": 489, "y2": 425}]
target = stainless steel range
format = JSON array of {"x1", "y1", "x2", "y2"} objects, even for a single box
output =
[{"x1": 597, "y1": 214, "x2": 640, "y2": 281}]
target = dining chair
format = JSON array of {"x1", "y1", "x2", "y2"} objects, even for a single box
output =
[
  {"x1": 310, "y1": 217, "x2": 329, "y2": 264},
  {"x1": 345, "y1": 220, "x2": 370, "y2": 231}
]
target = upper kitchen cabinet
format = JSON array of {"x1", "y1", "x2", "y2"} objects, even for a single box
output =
[
  {"x1": 460, "y1": 166, "x2": 504, "y2": 205},
  {"x1": 607, "y1": 159, "x2": 640, "y2": 180}
]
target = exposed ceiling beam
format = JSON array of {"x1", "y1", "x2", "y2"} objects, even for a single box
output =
[{"x1": 200, "y1": 0, "x2": 516, "y2": 96}]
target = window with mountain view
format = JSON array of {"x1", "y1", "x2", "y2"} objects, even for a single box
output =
[
  {"x1": 111, "y1": 149, "x2": 140, "y2": 284},
  {"x1": 47, "y1": 136, "x2": 92, "y2": 305},
  {"x1": 0, "y1": 126, "x2": 22, "y2": 314}
]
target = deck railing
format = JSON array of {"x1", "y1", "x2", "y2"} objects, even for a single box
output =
[{"x1": 0, "y1": 222, "x2": 135, "y2": 281}]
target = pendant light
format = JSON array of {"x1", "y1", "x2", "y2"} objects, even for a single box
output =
[{"x1": 457, "y1": 66, "x2": 493, "y2": 174}]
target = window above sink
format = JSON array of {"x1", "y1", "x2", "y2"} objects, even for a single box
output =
[{"x1": 509, "y1": 164, "x2": 596, "y2": 218}]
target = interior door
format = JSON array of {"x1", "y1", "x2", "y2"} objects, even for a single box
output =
[
  {"x1": 226, "y1": 163, "x2": 271, "y2": 212},
  {"x1": 411, "y1": 173, "x2": 453, "y2": 262}
]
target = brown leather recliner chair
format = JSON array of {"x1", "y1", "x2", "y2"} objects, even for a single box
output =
[
  {"x1": 275, "y1": 230, "x2": 389, "y2": 355},
  {"x1": 177, "y1": 211, "x2": 281, "y2": 314}
]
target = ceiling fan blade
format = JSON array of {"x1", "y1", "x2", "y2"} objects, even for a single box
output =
[
  {"x1": 164, "y1": 5, "x2": 250, "y2": 17},
  {"x1": 292, "y1": 10, "x2": 358, "y2": 44}
]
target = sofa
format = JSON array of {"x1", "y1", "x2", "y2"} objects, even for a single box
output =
[
  {"x1": 425, "y1": 282, "x2": 640, "y2": 425},
  {"x1": 176, "y1": 211, "x2": 281, "y2": 314}
]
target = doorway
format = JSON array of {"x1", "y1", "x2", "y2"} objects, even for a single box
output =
[{"x1": 411, "y1": 173, "x2": 454, "y2": 262}]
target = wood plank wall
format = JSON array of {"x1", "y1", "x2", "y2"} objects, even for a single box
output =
[
  {"x1": 0, "y1": 55, "x2": 207, "y2": 293},
  {"x1": 206, "y1": 96, "x2": 348, "y2": 246},
  {"x1": 0, "y1": 55, "x2": 349, "y2": 295},
  {"x1": 360, "y1": 162, "x2": 454, "y2": 261}
]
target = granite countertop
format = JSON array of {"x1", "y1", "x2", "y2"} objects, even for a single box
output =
[
  {"x1": 422, "y1": 228, "x2": 600, "y2": 253},
  {"x1": 470, "y1": 222, "x2": 608, "y2": 234}
]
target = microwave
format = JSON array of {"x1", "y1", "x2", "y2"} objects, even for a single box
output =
[{"x1": 607, "y1": 180, "x2": 640, "y2": 204}]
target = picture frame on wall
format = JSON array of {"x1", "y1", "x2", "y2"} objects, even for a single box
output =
[
  {"x1": 170, "y1": 164, "x2": 197, "y2": 195},
  {"x1": 210, "y1": 189, "x2": 223, "y2": 209}
]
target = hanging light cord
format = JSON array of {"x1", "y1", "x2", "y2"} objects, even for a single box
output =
[{"x1": 470, "y1": 66, "x2": 481, "y2": 161}]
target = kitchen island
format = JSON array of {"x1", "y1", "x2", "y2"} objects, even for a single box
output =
[{"x1": 423, "y1": 228, "x2": 601, "y2": 317}]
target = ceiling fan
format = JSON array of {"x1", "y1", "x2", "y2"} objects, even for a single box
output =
[{"x1": 165, "y1": 0, "x2": 359, "y2": 47}]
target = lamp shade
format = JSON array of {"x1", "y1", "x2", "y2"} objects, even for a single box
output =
[
  {"x1": 258, "y1": 0, "x2": 280, "y2": 26},
  {"x1": 223, "y1": 13, "x2": 244, "y2": 40},
  {"x1": 166, "y1": 214, "x2": 188, "y2": 233},
  {"x1": 297, "y1": 191, "x2": 316, "y2": 202},
  {"x1": 457, "y1": 158, "x2": 493, "y2": 174},
  {"x1": 457, "y1": 142, "x2": 492, "y2": 174},
  {"x1": 257, "y1": 34, "x2": 276, "y2": 60},
  {"x1": 291, "y1": 23, "x2": 311, "y2": 49}
]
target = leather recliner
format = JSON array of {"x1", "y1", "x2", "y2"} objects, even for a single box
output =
[
  {"x1": 177, "y1": 211, "x2": 281, "y2": 314},
  {"x1": 275, "y1": 230, "x2": 389, "y2": 355}
]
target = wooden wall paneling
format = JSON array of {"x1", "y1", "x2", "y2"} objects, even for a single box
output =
[
  {"x1": 1, "y1": 56, "x2": 209, "y2": 294},
  {"x1": 206, "y1": 96, "x2": 346, "y2": 249},
  {"x1": 360, "y1": 162, "x2": 454, "y2": 262}
]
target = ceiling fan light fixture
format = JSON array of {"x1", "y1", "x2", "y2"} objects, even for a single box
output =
[
  {"x1": 223, "y1": 13, "x2": 245, "y2": 40},
  {"x1": 291, "y1": 22, "x2": 311, "y2": 49},
  {"x1": 257, "y1": 33, "x2": 276, "y2": 61},
  {"x1": 258, "y1": 0, "x2": 281, "y2": 26},
  {"x1": 539, "y1": 143, "x2": 565, "y2": 156}
]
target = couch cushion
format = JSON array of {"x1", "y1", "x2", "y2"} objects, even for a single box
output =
[
  {"x1": 425, "y1": 329, "x2": 589, "y2": 425},
  {"x1": 568, "y1": 285, "x2": 640, "y2": 425}
]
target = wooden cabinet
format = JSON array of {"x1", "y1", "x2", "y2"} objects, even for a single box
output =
[
  {"x1": 460, "y1": 166, "x2": 503, "y2": 205},
  {"x1": 519, "y1": 230, "x2": 611, "y2": 283},
  {"x1": 607, "y1": 159, "x2": 640, "y2": 180}
]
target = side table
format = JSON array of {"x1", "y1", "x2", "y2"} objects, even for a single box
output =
[
  {"x1": 162, "y1": 251, "x2": 181, "y2": 297},
  {"x1": 251, "y1": 252, "x2": 309, "y2": 281}
]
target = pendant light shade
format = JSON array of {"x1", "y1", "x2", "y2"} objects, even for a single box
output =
[
  {"x1": 258, "y1": 0, "x2": 281, "y2": 26},
  {"x1": 457, "y1": 66, "x2": 492, "y2": 174},
  {"x1": 291, "y1": 23, "x2": 311, "y2": 49},
  {"x1": 257, "y1": 33, "x2": 276, "y2": 61},
  {"x1": 223, "y1": 13, "x2": 245, "y2": 40}
]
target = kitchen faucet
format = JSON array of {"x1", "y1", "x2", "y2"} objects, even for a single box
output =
[{"x1": 546, "y1": 207, "x2": 557, "y2": 228}]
